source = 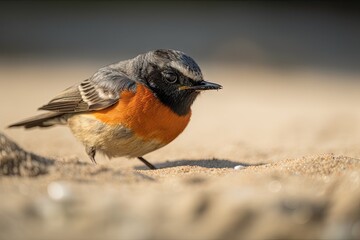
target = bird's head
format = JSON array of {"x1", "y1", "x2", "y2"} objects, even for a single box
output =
[{"x1": 134, "y1": 49, "x2": 222, "y2": 115}]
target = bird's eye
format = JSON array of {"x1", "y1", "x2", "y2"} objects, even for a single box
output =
[{"x1": 163, "y1": 72, "x2": 178, "y2": 83}]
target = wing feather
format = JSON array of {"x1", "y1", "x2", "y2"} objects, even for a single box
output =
[{"x1": 39, "y1": 67, "x2": 137, "y2": 113}]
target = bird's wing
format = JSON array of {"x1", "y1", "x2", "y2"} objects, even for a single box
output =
[{"x1": 39, "y1": 67, "x2": 137, "y2": 113}]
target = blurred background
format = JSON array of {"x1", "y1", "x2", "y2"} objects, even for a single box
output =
[
  {"x1": 0, "y1": 1, "x2": 359, "y2": 71},
  {"x1": 1, "y1": 1, "x2": 360, "y2": 160}
]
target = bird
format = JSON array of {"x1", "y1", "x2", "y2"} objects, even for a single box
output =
[{"x1": 8, "y1": 49, "x2": 222, "y2": 169}]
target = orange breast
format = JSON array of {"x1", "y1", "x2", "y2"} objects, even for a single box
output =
[{"x1": 92, "y1": 84, "x2": 191, "y2": 144}]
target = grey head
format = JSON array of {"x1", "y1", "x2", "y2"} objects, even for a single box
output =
[
  {"x1": 143, "y1": 49, "x2": 204, "y2": 82},
  {"x1": 112, "y1": 49, "x2": 222, "y2": 116}
]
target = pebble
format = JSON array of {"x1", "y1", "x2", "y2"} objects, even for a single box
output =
[
  {"x1": 47, "y1": 181, "x2": 71, "y2": 201},
  {"x1": 234, "y1": 165, "x2": 246, "y2": 170}
]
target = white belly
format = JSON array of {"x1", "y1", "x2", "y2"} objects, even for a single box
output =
[{"x1": 67, "y1": 114, "x2": 166, "y2": 158}]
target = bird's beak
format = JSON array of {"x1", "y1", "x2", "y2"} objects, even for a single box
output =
[{"x1": 179, "y1": 80, "x2": 222, "y2": 91}]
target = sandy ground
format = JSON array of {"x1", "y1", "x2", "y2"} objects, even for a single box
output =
[{"x1": 1, "y1": 62, "x2": 360, "y2": 239}]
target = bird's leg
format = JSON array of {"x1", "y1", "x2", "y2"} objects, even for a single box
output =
[
  {"x1": 86, "y1": 146, "x2": 97, "y2": 164},
  {"x1": 137, "y1": 157, "x2": 156, "y2": 170}
]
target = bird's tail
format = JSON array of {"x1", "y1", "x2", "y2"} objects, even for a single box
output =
[{"x1": 8, "y1": 112, "x2": 67, "y2": 129}]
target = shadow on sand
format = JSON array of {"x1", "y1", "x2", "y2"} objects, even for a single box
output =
[{"x1": 135, "y1": 158, "x2": 266, "y2": 170}]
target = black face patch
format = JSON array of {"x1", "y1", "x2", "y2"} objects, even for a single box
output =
[{"x1": 144, "y1": 64, "x2": 199, "y2": 116}]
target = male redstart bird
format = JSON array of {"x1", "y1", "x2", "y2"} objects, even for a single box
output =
[{"x1": 9, "y1": 49, "x2": 222, "y2": 169}]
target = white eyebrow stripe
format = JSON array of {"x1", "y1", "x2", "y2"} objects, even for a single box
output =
[{"x1": 169, "y1": 61, "x2": 203, "y2": 81}]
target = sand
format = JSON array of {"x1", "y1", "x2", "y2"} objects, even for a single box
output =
[{"x1": 1, "y1": 62, "x2": 360, "y2": 239}]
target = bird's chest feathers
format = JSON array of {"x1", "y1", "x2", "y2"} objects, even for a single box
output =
[{"x1": 92, "y1": 84, "x2": 191, "y2": 144}]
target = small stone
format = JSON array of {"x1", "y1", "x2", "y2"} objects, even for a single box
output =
[
  {"x1": 234, "y1": 165, "x2": 246, "y2": 170},
  {"x1": 47, "y1": 182, "x2": 71, "y2": 201}
]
